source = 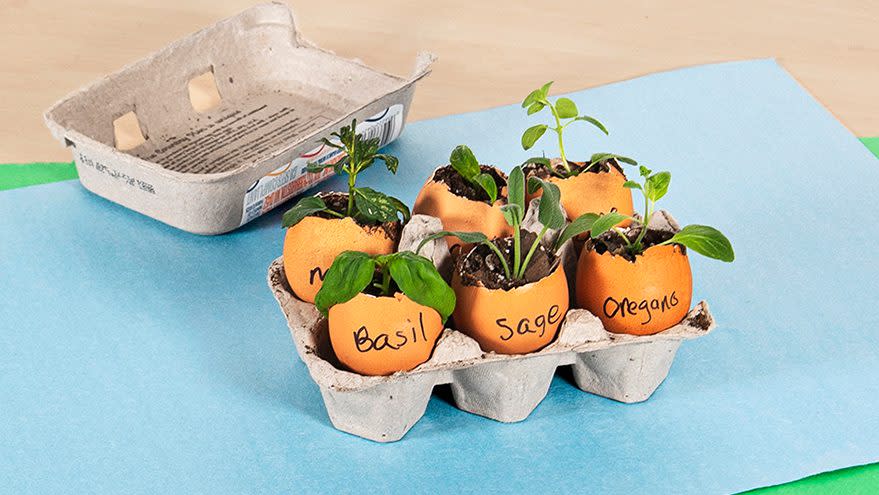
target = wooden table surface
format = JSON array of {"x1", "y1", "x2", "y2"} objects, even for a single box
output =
[{"x1": 2, "y1": 0, "x2": 876, "y2": 163}]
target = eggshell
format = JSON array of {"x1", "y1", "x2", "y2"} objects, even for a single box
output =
[
  {"x1": 413, "y1": 175, "x2": 511, "y2": 248},
  {"x1": 526, "y1": 163, "x2": 634, "y2": 221},
  {"x1": 328, "y1": 293, "x2": 444, "y2": 376},
  {"x1": 575, "y1": 244, "x2": 693, "y2": 335},
  {"x1": 283, "y1": 216, "x2": 397, "y2": 303},
  {"x1": 451, "y1": 262, "x2": 569, "y2": 354}
]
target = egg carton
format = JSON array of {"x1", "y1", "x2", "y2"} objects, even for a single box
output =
[
  {"x1": 44, "y1": 3, "x2": 433, "y2": 234},
  {"x1": 268, "y1": 219, "x2": 715, "y2": 442}
]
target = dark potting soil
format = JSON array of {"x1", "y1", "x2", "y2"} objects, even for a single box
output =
[
  {"x1": 688, "y1": 308, "x2": 712, "y2": 331},
  {"x1": 586, "y1": 225, "x2": 682, "y2": 262},
  {"x1": 523, "y1": 157, "x2": 624, "y2": 179},
  {"x1": 315, "y1": 192, "x2": 401, "y2": 240},
  {"x1": 456, "y1": 231, "x2": 558, "y2": 290},
  {"x1": 432, "y1": 165, "x2": 507, "y2": 203}
]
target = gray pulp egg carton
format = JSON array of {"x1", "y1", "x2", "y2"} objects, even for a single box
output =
[
  {"x1": 44, "y1": 3, "x2": 433, "y2": 234},
  {"x1": 267, "y1": 208, "x2": 715, "y2": 442}
]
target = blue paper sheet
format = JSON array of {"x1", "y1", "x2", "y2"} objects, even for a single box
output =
[{"x1": 2, "y1": 60, "x2": 878, "y2": 494}]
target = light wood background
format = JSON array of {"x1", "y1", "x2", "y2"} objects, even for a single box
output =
[{"x1": 1, "y1": 0, "x2": 876, "y2": 163}]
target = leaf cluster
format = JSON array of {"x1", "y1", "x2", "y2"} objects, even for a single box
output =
[
  {"x1": 282, "y1": 119, "x2": 409, "y2": 227},
  {"x1": 587, "y1": 166, "x2": 734, "y2": 262},
  {"x1": 417, "y1": 165, "x2": 601, "y2": 281},
  {"x1": 520, "y1": 82, "x2": 616, "y2": 177},
  {"x1": 448, "y1": 145, "x2": 498, "y2": 204},
  {"x1": 314, "y1": 251, "x2": 456, "y2": 322}
]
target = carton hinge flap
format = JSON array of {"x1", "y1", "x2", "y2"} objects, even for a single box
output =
[{"x1": 411, "y1": 52, "x2": 438, "y2": 80}]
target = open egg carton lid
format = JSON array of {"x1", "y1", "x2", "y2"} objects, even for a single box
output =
[
  {"x1": 267, "y1": 210, "x2": 716, "y2": 442},
  {"x1": 44, "y1": 2, "x2": 434, "y2": 234}
]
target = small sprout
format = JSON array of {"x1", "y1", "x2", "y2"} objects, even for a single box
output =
[
  {"x1": 520, "y1": 82, "x2": 615, "y2": 177},
  {"x1": 448, "y1": 145, "x2": 499, "y2": 204},
  {"x1": 589, "y1": 168, "x2": 734, "y2": 262},
  {"x1": 417, "y1": 165, "x2": 601, "y2": 282},
  {"x1": 282, "y1": 119, "x2": 408, "y2": 228},
  {"x1": 315, "y1": 250, "x2": 455, "y2": 322}
]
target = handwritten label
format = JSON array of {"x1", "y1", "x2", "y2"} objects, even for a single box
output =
[
  {"x1": 603, "y1": 291, "x2": 679, "y2": 326},
  {"x1": 495, "y1": 305, "x2": 562, "y2": 341},
  {"x1": 353, "y1": 312, "x2": 429, "y2": 352},
  {"x1": 309, "y1": 266, "x2": 327, "y2": 286}
]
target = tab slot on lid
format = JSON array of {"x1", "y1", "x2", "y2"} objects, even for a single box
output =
[{"x1": 188, "y1": 68, "x2": 222, "y2": 113}]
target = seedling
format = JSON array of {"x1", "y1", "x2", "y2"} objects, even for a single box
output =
[
  {"x1": 417, "y1": 165, "x2": 599, "y2": 281},
  {"x1": 315, "y1": 251, "x2": 456, "y2": 322},
  {"x1": 448, "y1": 145, "x2": 498, "y2": 204},
  {"x1": 587, "y1": 166, "x2": 735, "y2": 261},
  {"x1": 282, "y1": 119, "x2": 410, "y2": 228},
  {"x1": 520, "y1": 81, "x2": 636, "y2": 177}
]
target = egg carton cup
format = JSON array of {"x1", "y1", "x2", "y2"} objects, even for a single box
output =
[{"x1": 268, "y1": 207, "x2": 714, "y2": 442}]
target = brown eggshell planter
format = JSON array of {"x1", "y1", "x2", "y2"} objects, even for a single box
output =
[
  {"x1": 267, "y1": 209, "x2": 716, "y2": 442},
  {"x1": 412, "y1": 165, "x2": 512, "y2": 248},
  {"x1": 525, "y1": 157, "x2": 635, "y2": 221},
  {"x1": 282, "y1": 193, "x2": 399, "y2": 303}
]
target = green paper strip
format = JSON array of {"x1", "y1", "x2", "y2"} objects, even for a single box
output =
[
  {"x1": 745, "y1": 462, "x2": 879, "y2": 494},
  {"x1": 0, "y1": 139, "x2": 878, "y2": 495},
  {"x1": 861, "y1": 137, "x2": 879, "y2": 158},
  {"x1": 0, "y1": 162, "x2": 77, "y2": 191}
]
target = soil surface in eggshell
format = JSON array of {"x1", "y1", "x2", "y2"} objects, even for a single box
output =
[
  {"x1": 587, "y1": 227, "x2": 682, "y2": 262},
  {"x1": 457, "y1": 231, "x2": 558, "y2": 290},
  {"x1": 317, "y1": 192, "x2": 401, "y2": 239},
  {"x1": 432, "y1": 165, "x2": 507, "y2": 202},
  {"x1": 524, "y1": 157, "x2": 623, "y2": 178}
]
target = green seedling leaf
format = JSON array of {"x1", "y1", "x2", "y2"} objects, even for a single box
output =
[
  {"x1": 538, "y1": 81, "x2": 554, "y2": 99},
  {"x1": 590, "y1": 152, "x2": 637, "y2": 166},
  {"x1": 639, "y1": 165, "x2": 652, "y2": 177},
  {"x1": 623, "y1": 180, "x2": 642, "y2": 190},
  {"x1": 521, "y1": 157, "x2": 551, "y2": 168},
  {"x1": 374, "y1": 153, "x2": 399, "y2": 174},
  {"x1": 314, "y1": 251, "x2": 376, "y2": 315},
  {"x1": 282, "y1": 195, "x2": 329, "y2": 228},
  {"x1": 449, "y1": 144, "x2": 480, "y2": 180},
  {"x1": 474, "y1": 173, "x2": 499, "y2": 204},
  {"x1": 527, "y1": 102, "x2": 545, "y2": 115},
  {"x1": 573, "y1": 115, "x2": 609, "y2": 135},
  {"x1": 555, "y1": 97, "x2": 578, "y2": 119},
  {"x1": 450, "y1": 145, "x2": 498, "y2": 204},
  {"x1": 555, "y1": 213, "x2": 598, "y2": 249},
  {"x1": 385, "y1": 194, "x2": 411, "y2": 222},
  {"x1": 416, "y1": 230, "x2": 489, "y2": 254},
  {"x1": 331, "y1": 156, "x2": 350, "y2": 175},
  {"x1": 590, "y1": 212, "x2": 631, "y2": 238},
  {"x1": 507, "y1": 166, "x2": 526, "y2": 212},
  {"x1": 500, "y1": 204, "x2": 523, "y2": 227},
  {"x1": 521, "y1": 124, "x2": 548, "y2": 150},
  {"x1": 522, "y1": 88, "x2": 543, "y2": 108},
  {"x1": 664, "y1": 225, "x2": 735, "y2": 262},
  {"x1": 529, "y1": 178, "x2": 566, "y2": 230},
  {"x1": 644, "y1": 171, "x2": 671, "y2": 202},
  {"x1": 317, "y1": 136, "x2": 345, "y2": 151},
  {"x1": 306, "y1": 161, "x2": 334, "y2": 173},
  {"x1": 387, "y1": 251, "x2": 456, "y2": 322},
  {"x1": 353, "y1": 187, "x2": 408, "y2": 223}
]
